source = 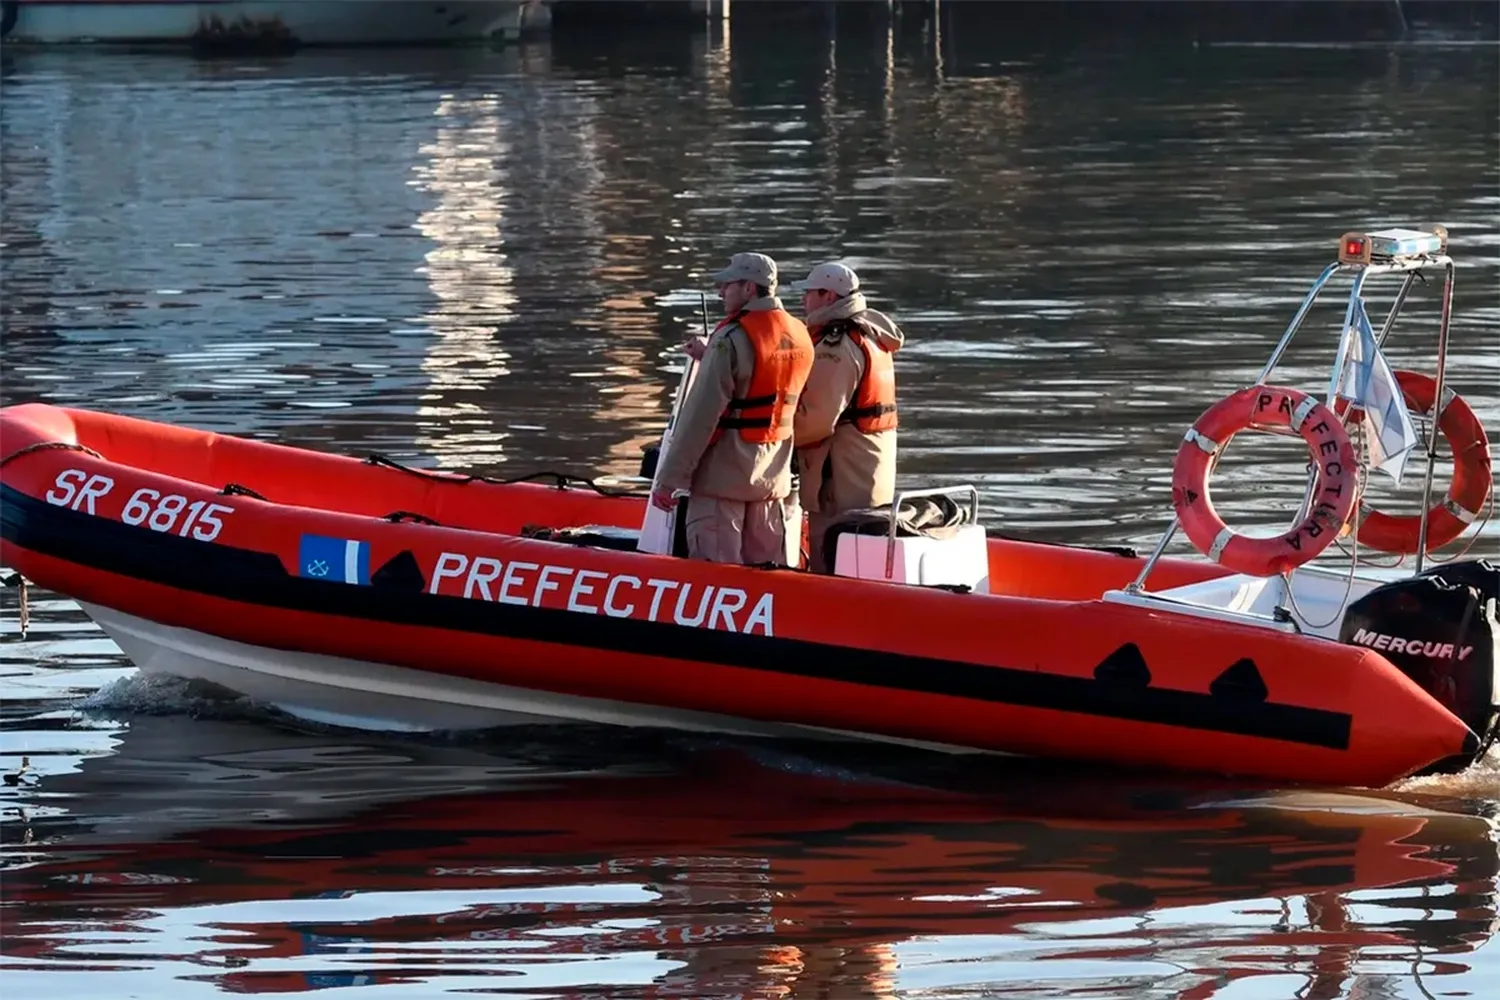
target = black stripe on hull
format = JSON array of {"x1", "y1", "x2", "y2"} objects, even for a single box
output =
[{"x1": 0, "y1": 483, "x2": 1353, "y2": 749}]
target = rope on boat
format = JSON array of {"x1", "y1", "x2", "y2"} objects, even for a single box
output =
[
  {"x1": 383, "y1": 511, "x2": 442, "y2": 525},
  {"x1": 1281, "y1": 547, "x2": 1360, "y2": 631},
  {"x1": 1421, "y1": 486, "x2": 1495, "y2": 565},
  {"x1": 361, "y1": 453, "x2": 647, "y2": 498},
  {"x1": 0, "y1": 441, "x2": 105, "y2": 469},
  {"x1": 220, "y1": 483, "x2": 269, "y2": 501}
]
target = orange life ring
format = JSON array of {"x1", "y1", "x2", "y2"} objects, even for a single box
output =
[
  {"x1": 1333, "y1": 369, "x2": 1492, "y2": 555},
  {"x1": 1171, "y1": 385, "x2": 1359, "y2": 577}
]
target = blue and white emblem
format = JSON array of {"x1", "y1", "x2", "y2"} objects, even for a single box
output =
[{"x1": 298, "y1": 534, "x2": 371, "y2": 585}]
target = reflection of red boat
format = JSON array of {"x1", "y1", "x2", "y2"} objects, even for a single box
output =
[{"x1": 3, "y1": 724, "x2": 1494, "y2": 997}]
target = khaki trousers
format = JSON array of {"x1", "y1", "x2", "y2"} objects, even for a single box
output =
[{"x1": 685, "y1": 496, "x2": 802, "y2": 568}]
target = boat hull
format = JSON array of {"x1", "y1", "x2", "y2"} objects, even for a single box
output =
[
  {"x1": 79, "y1": 600, "x2": 1004, "y2": 754},
  {"x1": 0, "y1": 403, "x2": 1480, "y2": 787},
  {"x1": 0, "y1": 1, "x2": 545, "y2": 47}
]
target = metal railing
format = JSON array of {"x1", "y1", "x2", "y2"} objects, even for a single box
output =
[{"x1": 1124, "y1": 243, "x2": 1455, "y2": 595}]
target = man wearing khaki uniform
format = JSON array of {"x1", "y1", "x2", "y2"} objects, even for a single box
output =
[
  {"x1": 789, "y1": 262, "x2": 906, "y2": 573},
  {"x1": 651, "y1": 252, "x2": 815, "y2": 567}
]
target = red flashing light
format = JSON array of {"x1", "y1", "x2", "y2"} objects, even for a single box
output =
[{"x1": 1338, "y1": 233, "x2": 1371, "y2": 264}]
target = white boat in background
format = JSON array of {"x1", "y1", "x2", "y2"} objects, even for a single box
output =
[{"x1": 0, "y1": 0, "x2": 552, "y2": 47}]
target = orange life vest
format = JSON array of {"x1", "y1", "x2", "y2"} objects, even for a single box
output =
[
  {"x1": 712, "y1": 309, "x2": 815, "y2": 445},
  {"x1": 825, "y1": 322, "x2": 898, "y2": 434}
]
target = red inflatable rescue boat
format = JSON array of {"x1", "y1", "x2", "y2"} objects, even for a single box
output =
[{"x1": 1, "y1": 226, "x2": 1494, "y2": 786}]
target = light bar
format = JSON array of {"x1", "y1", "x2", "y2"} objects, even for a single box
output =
[{"x1": 1338, "y1": 225, "x2": 1448, "y2": 264}]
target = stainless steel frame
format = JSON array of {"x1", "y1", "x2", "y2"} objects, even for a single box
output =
[
  {"x1": 1125, "y1": 235, "x2": 1456, "y2": 595},
  {"x1": 1417, "y1": 260, "x2": 1456, "y2": 570}
]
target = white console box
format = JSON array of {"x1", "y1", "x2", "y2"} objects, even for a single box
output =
[{"x1": 833, "y1": 524, "x2": 991, "y2": 593}]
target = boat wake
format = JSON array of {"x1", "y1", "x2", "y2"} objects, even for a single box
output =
[
  {"x1": 77, "y1": 670, "x2": 263, "y2": 722},
  {"x1": 1392, "y1": 745, "x2": 1500, "y2": 798}
]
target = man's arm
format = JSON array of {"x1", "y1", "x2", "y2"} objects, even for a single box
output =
[
  {"x1": 652, "y1": 327, "x2": 739, "y2": 501},
  {"x1": 794, "y1": 338, "x2": 861, "y2": 450}
]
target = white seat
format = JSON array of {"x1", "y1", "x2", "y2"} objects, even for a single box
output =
[
  {"x1": 834, "y1": 524, "x2": 990, "y2": 593},
  {"x1": 826, "y1": 485, "x2": 990, "y2": 593},
  {"x1": 1101, "y1": 564, "x2": 1391, "y2": 639}
]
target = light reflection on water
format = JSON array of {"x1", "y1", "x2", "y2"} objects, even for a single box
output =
[{"x1": 1, "y1": 13, "x2": 1498, "y2": 999}]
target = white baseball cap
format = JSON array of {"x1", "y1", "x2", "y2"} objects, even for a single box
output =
[{"x1": 789, "y1": 262, "x2": 859, "y2": 297}]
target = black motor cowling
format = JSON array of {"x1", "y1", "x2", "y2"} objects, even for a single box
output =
[{"x1": 1339, "y1": 558, "x2": 1500, "y2": 773}]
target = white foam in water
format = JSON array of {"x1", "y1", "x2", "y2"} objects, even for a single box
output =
[
  {"x1": 77, "y1": 671, "x2": 263, "y2": 721},
  {"x1": 1393, "y1": 745, "x2": 1500, "y2": 798}
]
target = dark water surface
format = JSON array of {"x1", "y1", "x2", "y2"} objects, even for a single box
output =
[{"x1": 2, "y1": 11, "x2": 1498, "y2": 998}]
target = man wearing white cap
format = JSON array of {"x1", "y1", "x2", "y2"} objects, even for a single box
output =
[
  {"x1": 651, "y1": 251, "x2": 815, "y2": 567},
  {"x1": 788, "y1": 261, "x2": 906, "y2": 573}
]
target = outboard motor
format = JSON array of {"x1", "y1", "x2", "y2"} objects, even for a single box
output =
[{"x1": 1339, "y1": 558, "x2": 1500, "y2": 774}]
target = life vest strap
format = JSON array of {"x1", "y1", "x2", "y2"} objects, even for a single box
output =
[
  {"x1": 717, "y1": 416, "x2": 774, "y2": 430},
  {"x1": 725, "y1": 392, "x2": 780, "y2": 411},
  {"x1": 840, "y1": 402, "x2": 896, "y2": 423}
]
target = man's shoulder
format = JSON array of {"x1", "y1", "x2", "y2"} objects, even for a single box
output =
[
  {"x1": 817, "y1": 319, "x2": 853, "y2": 345},
  {"x1": 851, "y1": 307, "x2": 904, "y2": 346},
  {"x1": 821, "y1": 327, "x2": 865, "y2": 355},
  {"x1": 813, "y1": 333, "x2": 853, "y2": 358},
  {"x1": 811, "y1": 336, "x2": 864, "y2": 378},
  {"x1": 703, "y1": 323, "x2": 752, "y2": 370},
  {"x1": 711, "y1": 321, "x2": 749, "y2": 347}
]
